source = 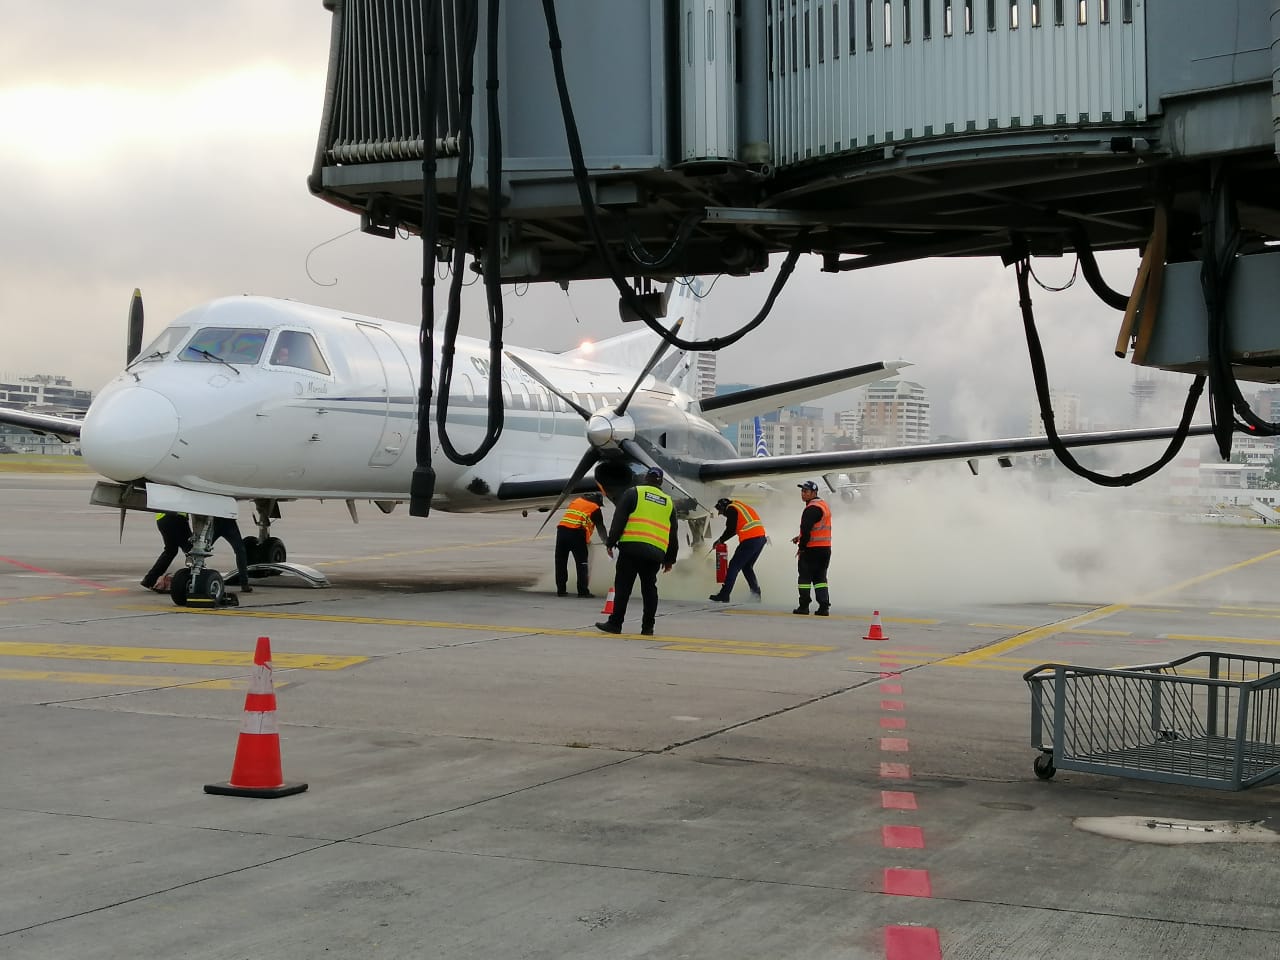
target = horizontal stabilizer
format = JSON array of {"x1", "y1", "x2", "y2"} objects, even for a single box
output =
[{"x1": 697, "y1": 361, "x2": 910, "y2": 426}]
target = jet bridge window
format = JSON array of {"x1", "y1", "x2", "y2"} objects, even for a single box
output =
[
  {"x1": 269, "y1": 331, "x2": 331, "y2": 375},
  {"x1": 180, "y1": 327, "x2": 268, "y2": 365}
]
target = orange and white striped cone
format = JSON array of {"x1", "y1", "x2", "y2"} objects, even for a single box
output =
[
  {"x1": 863, "y1": 610, "x2": 888, "y2": 641},
  {"x1": 205, "y1": 636, "x2": 308, "y2": 799},
  {"x1": 601, "y1": 586, "x2": 616, "y2": 616}
]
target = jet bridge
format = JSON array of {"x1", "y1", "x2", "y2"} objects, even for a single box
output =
[{"x1": 307, "y1": 0, "x2": 1280, "y2": 415}]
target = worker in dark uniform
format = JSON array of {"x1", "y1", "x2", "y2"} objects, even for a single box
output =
[
  {"x1": 596, "y1": 467, "x2": 679, "y2": 637},
  {"x1": 791, "y1": 480, "x2": 832, "y2": 616},
  {"x1": 708, "y1": 497, "x2": 767, "y2": 602},
  {"x1": 211, "y1": 516, "x2": 253, "y2": 593},
  {"x1": 555, "y1": 491, "x2": 606, "y2": 597},
  {"x1": 141, "y1": 511, "x2": 192, "y2": 591}
]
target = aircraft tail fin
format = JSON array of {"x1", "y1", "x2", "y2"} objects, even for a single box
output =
[{"x1": 559, "y1": 278, "x2": 707, "y2": 395}]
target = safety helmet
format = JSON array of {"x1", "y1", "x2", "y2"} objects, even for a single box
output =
[{"x1": 714, "y1": 497, "x2": 732, "y2": 513}]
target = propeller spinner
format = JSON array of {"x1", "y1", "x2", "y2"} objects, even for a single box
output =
[{"x1": 504, "y1": 319, "x2": 700, "y2": 535}]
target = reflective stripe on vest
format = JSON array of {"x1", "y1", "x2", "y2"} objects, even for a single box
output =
[
  {"x1": 730, "y1": 500, "x2": 766, "y2": 541},
  {"x1": 805, "y1": 499, "x2": 832, "y2": 549},
  {"x1": 557, "y1": 498, "x2": 597, "y2": 541},
  {"x1": 620, "y1": 486, "x2": 673, "y2": 551}
]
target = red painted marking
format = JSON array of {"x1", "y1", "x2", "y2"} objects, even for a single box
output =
[
  {"x1": 881, "y1": 700, "x2": 905, "y2": 710},
  {"x1": 881, "y1": 790, "x2": 917, "y2": 810},
  {"x1": 882, "y1": 825, "x2": 925, "y2": 848},
  {"x1": 880, "y1": 716, "x2": 907, "y2": 730},
  {"x1": 883, "y1": 868, "x2": 932, "y2": 897},
  {"x1": 1059, "y1": 640, "x2": 1091, "y2": 646},
  {"x1": 880, "y1": 672, "x2": 902, "y2": 680},
  {"x1": 884, "y1": 925, "x2": 941, "y2": 960},
  {"x1": 880, "y1": 737, "x2": 910, "y2": 752},
  {"x1": 880, "y1": 762, "x2": 911, "y2": 779},
  {"x1": 0, "y1": 556, "x2": 115, "y2": 591},
  {"x1": 880, "y1": 683, "x2": 904, "y2": 694}
]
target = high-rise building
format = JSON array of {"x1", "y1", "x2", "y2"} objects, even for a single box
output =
[
  {"x1": 1026, "y1": 390, "x2": 1082, "y2": 435},
  {"x1": 858, "y1": 380, "x2": 931, "y2": 447},
  {"x1": 691, "y1": 351, "x2": 717, "y2": 400}
]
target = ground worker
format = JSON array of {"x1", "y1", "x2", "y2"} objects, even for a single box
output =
[
  {"x1": 211, "y1": 516, "x2": 253, "y2": 593},
  {"x1": 140, "y1": 511, "x2": 192, "y2": 591},
  {"x1": 596, "y1": 467, "x2": 678, "y2": 637},
  {"x1": 708, "y1": 497, "x2": 766, "y2": 603},
  {"x1": 555, "y1": 491, "x2": 606, "y2": 597},
  {"x1": 791, "y1": 480, "x2": 832, "y2": 615}
]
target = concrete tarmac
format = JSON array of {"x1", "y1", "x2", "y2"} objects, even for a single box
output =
[{"x1": 3, "y1": 473, "x2": 1280, "y2": 958}]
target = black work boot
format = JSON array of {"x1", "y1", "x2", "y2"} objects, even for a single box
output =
[{"x1": 793, "y1": 590, "x2": 811, "y2": 615}]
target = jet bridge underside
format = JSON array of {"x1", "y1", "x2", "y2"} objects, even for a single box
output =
[{"x1": 309, "y1": 0, "x2": 1280, "y2": 377}]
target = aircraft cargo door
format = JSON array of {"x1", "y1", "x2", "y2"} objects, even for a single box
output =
[{"x1": 357, "y1": 324, "x2": 417, "y2": 468}]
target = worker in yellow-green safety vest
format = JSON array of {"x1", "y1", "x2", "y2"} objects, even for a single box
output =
[
  {"x1": 141, "y1": 511, "x2": 192, "y2": 592},
  {"x1": 554, "y1": 491, "x2": 606, "y2": 598},
  {"x1": 596, "y1": 467, "x2": 679, "y2": 637}
]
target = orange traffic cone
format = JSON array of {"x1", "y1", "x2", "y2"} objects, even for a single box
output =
[
  {"x1": 863, "y1": 610, "x2": 888, "y2": 641},
  {"x1": 204, "y1": 636, "x2": 308, "y2": 799},
  {"x1": 601, "y1": 586, "x2": 616, "y2": 616}
]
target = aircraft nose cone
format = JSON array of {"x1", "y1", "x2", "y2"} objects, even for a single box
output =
[{"x1": 81, "y1": 386, "x2": 179, "y2": 481}]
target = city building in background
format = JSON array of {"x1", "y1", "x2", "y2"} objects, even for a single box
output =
[{"x1": 859, "y1": 380, "x2": 931, "y2": 448}]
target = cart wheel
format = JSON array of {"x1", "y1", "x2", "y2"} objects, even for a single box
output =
[{"x1": 1033, "y1": 754, "x2": 1056, "y2": 781}]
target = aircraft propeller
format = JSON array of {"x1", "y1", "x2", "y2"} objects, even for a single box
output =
[
  {"x1": 126, "y1": 288, "x2": 144, "y2": 365},
  {"x1": 504, "y1": 318, "x2": 701, "y2": 536}
]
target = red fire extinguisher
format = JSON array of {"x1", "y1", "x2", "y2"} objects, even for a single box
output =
[{"x1": 714, "y1": 541, "x2": 728, "y2": 584}]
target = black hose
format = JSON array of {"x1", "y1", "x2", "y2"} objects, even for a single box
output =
[
  {"x1": 541, "y1": 0, "x2": 803, "y2": 352},
  {"x1": 1015, "y1": 257, "x2": 1205, "y2": 487},
  {"x1": 1072, "y1": 225, "x2": 1131, "y2": 311}
]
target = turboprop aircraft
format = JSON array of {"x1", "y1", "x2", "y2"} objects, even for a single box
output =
[{"x1": 2, "y1": 282, "x2": 1209, "y2": 607}]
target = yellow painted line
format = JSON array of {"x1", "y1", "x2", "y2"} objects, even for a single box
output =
[
  {"x1": 659, "y1": 645, "x2": 811, "y2": 658},
  {"x1": 1220, "y1": 605, "x2": 1280, "y2": 613},
  {"x1": 1210, "y1": 611, "x2": 1280, "y2": 620},
  {"x1": 1164, "y1": 634, "x2": 1280, "y2": 650},
  {"x1": 0, "y1": 667, "x2": 280, "y2": 690},
  {"x1": 130, "y1": 606, "x2": 834, "y2": 653},
  {"x1": 723, "y1": 609, "x2": 941, "y2": 624},
  {"x1": 0, "y1": 641, "x2": 364, "y2": 670},
  {"x1": 950, "y1": 547, "x2": 1280, "y2": 666},
  {"x1": 845, "y1": 656, "x2": 1029, "y2": 672},
  {"x1": 0, "y1": 587, "x2": 131, "y2": 606},
  {"x1": 312, "y1": 535, "x2": 542, "y2": 568}
]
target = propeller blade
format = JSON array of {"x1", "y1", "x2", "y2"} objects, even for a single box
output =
[
  {"x1": 615, "y1": 318, "x2": 682, "y2": 417},
  {"x1": 504, "y1": 352, "x2": 593, "y2": 421},
  {"x1": 126, "y1": 288, "x2": 144, "y2": 364},
  {"x1": 535, "y1": 447, "x2": 601, "y2": 538},
  {"x1": 118, "y1": 506, "x2": 127, "y2": 544},
  {"x1": 617, "y1": 437, "x2": 700, "y2": 506}
]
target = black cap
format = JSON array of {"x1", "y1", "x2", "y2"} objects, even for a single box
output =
[
  {"x1": 584, "y1": 491, "x2": 604, "y2": 505},
  {"x1": 798, "y1": 480, "x2": 819, "y2": 492},
  {"x1": 715, "y1": 497, "x2": 732, "y2": 512},
  {"x1": 645, "y1": 466, "x2": 664, "y2": 483}
]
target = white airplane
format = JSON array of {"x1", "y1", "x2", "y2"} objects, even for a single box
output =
[{"x1": 3, "y1": 282, "x2": 1209, "y2": 607}]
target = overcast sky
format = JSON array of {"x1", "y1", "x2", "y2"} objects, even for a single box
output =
[{"x1": 1, "y1": 1, "x2": 1203, "y2": 440}]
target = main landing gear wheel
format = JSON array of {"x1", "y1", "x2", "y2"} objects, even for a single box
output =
[
  {"x1": 193, "y1": 569, "x2": 225, "y2": 605},
  {"x1": 169, "y1": 568, "x2": 192, "y2": 607},
  {"x1": 1033, "y1": 753, "x2": 1056, "y2": 781},
  {"x1": 262, "y1": 537, "x2": 286, "y2": 564}
]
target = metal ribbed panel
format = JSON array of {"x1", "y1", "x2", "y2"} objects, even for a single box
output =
[
  {"x1": 767, "y1": 0, "x2": 1147, "y2": 165},
  {"x1": 325, "y1": 0, "x2": 464, "y2": 163}
]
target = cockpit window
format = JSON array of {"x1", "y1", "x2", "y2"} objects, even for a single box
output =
[
  {"x1": 130, "y1": 326, "x2": 189, "y2": 365},
  {"x1": 179, "y1": 327, "x2": 268, "y2": 364},
  {"x1": 269, "y1": 331, "x2": 330, "y2": 376}
]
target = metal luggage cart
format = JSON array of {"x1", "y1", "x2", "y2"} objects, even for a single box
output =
[{"x1": 1023, "y1": 652, "x2": 1280, "y2": 791}]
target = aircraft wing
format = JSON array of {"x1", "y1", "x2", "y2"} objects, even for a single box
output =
[
  {"x1": 697, "y1": 424, "x2": 1215, "y2": 483},
  {"x1": 696, "y1": 361, "x2": 910, "y2": 427},
  {"x1": 0, "y1": 408, "x2": 83, "y2": 442}
]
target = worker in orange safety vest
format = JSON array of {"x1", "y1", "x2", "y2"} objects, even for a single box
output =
[
  {"x1": 708, "y1": 497, "x2": 767, "y2": 603},
  {"x1": 555, "y1": 491, "x2": 606, "y2": 598}
]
